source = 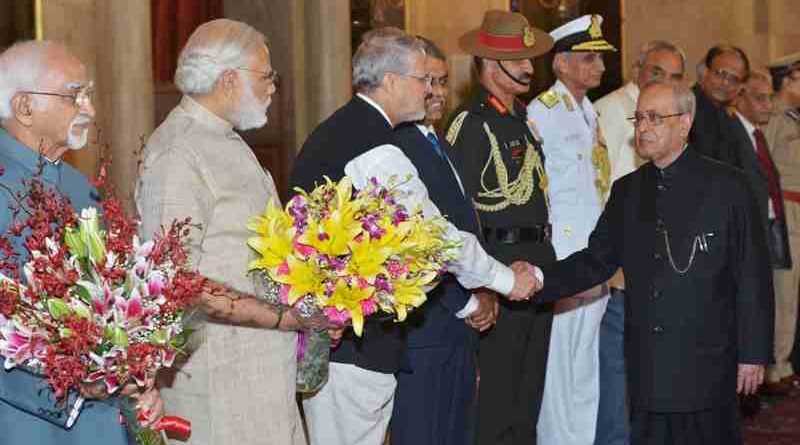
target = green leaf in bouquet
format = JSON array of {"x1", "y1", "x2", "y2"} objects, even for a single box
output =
[
  {"x1": 73, "y1": 284, "x2": 92, "y2": 304},
  {"x1": 149, "y1": 329, "x2": 168, "y2": 346},
  {"x1": 64, "y1": 227, "x2": 87, "y2": 258},
  {"x1": 70, "y1": 300, "x2": 92, "y2": 319},
  {"x1": 59, "y1": 327, "x2": 73, "y2": 338},
  {"x1": 169, "y1": 328, "x2": 192, "y2": 350},
  {"x1": 47, "y1": 298, "x2": 72, "y2": 319},
  {"x1": 110, "y1": 326, "x2": 129, "y2": 347}
]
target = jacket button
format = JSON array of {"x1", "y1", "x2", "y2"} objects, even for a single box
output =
[
  {"x1": 652, "y1": 289, "x2": 661, "y2": 299},
  {"x1": 652, "y1": 325, "x2": 664, "y2": 333},
  {"x1": 654, "y1": 252, "x2": 662, "y2": 260}
]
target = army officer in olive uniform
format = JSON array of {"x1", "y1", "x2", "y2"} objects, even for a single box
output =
[{"x1": 445, "y1": 10, "x2": 555, "y2": 445}]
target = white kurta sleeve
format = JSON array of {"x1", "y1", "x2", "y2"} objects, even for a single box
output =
[{"x1": 344, "y1": 144, "x2": 515, "y2": 295}]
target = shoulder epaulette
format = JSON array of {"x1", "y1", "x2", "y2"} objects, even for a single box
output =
[
  {"x1": 446, "y1": 111, "x2": 469, "y2": 146},
  {"x1": 537, "y1": 89, "x2": 560, "y2": 109}
]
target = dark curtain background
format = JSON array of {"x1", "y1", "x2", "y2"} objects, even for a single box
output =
[
  {"x1": 0, "y1": 0, "x2": 34, "y2": 50},
  {"x1": 151, "y1": 0, "x2": 224, "y2": 86},
  {"x1": 513, "y1": 0, "x2": 622, "y2": 102}
]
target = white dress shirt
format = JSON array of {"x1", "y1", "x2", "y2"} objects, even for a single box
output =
[
  {"x1": 347, "y1": 94, "x2": 515, "y2": 310},
  {"x1": 736, "y1": 111, "x2": 776, "y2": 218},
  {"x1": 595, "y1": 81, "x2": 645, "y2": 182}
]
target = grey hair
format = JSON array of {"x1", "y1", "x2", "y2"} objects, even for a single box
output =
[
  {"x1": 0, "y1": 40, "x2": 67, "y2": 119},
  {"x1": 352, "y1": 27, "x2": 425, "y2": 93},
  {"x1": 637, "y1": 40, "x2": 687, "y2": 72},
  {"x1": 174, "y1": 19, "x2": 265, "y2": 95},
  {"x1": 417, "y1": 36, "x2": 446, "y2": 62},
  {"x1": 745, "y1": 68, "x2": 772, "y2": 87}
]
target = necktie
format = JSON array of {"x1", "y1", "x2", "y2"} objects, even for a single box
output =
[
  {"x1": 426, "y1": 131, "x2": 447, "y2": 162},
  {"x1": 754, "y1": 128, "x2": 784, "y2": 218}
]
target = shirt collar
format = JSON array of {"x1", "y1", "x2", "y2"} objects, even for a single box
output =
[
  {"x1": 554, "y1": 79, "x2": 596, "y2": 118},
  {"x1": 0, "y1": 128, "x2": 62, "y2": 180},
  {"x1": 624, "y1": 81, "x2": 640, "y2": 102},
  {"x1": 415, "y1": 123, "x2": 436, "y2": 138},
  {"x1": 735, "y1": 111, "x2": 757, "y2": 135},
  {"x1": 179, "y1": 95, "x2": 234, "y2": 134},
  {"x1": 356, "y1": 93, "x2": 393, "y2": 127},
  {"x1": 656, "y1": 144, "x2": 691, "y2": 179}
]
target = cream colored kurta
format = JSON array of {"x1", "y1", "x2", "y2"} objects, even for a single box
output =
[{"x1": 136, "y1": 96, "x2": 304, "y2": 445}]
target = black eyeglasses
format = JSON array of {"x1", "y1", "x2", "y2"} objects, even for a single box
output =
[
  {"x1": 710, "y1": 68, "x2": 743, "y2": 85},
  {"x1": 21, "y1": 82, "x2": 94, "y2": 108},
  {"x1": 628, "y1": 110, "x2": 685, "y2": 127},
  {"x1": 235, "y1": 68, "x2": 279, "y2": 86},
  {"x1": 430, "y1": 75, "x2": 448, "y2": 88}
]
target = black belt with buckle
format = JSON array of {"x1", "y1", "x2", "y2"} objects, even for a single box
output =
[{"x1": 483, "y1": 225, "x2": 552, "y2": 244}]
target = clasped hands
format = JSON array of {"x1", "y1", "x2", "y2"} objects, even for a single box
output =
[
  {"x1": 508, "y1": 261, "x2": 543, "y2": 301},
  {"x1": 79, "y1": 377, "x2": 164, "y2": 428}
]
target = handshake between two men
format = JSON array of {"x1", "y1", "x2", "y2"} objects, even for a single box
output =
[{"x1": 507, "y1": 261, "x2": 544, "y2": 301}]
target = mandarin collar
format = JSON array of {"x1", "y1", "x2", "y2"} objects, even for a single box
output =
[
  {"x1": 0, "y1": 129, "x2": 63, "y2": 181},
  {"x1": 178, "y1": 95, "x2": 235, "y2": 135}
]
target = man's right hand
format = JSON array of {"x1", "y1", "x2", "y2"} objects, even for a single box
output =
[{"x1": 507, "y1": 261, "x2": 542, "y2": 301}]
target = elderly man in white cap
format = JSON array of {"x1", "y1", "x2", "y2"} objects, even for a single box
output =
[
  {"x1": 527, "y1": 14, "x2": 618, "y2": 445},
  {"x1": 137, "y1": 19, "x2": 308, "y2": 444}
]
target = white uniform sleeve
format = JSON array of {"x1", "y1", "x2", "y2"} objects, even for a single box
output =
[{"x1": 344, "y1": 144, "x2": 515, "y2": 295}]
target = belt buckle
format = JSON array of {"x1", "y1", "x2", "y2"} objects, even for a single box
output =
[{"x1": 499, "y1": 228, "x2": 519, "y2": 245}]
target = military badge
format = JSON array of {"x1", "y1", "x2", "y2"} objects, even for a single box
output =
[
  {"x1": 588, "y1": 15, "x2": 602, "y2": 39},
  {"x1": 537, "y1": 89, "x2": 559, "y2": 109},
  {"x1": 523, "y1": 26, "x2": 536, "y2": 47}
]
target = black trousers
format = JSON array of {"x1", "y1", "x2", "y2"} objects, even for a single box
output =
[
  {"x1": 475, "y1": 301, "x2": 553, "y2": 445},
  {"x1": 630, "y1": 404, "x2": 742, "y2": 445}
]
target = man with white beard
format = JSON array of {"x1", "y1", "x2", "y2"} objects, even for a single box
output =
[
  {"x1": 137, "y1": 19, "x2": 309, "y2": 444},
  {"x1": 0, "y1": 40, "x2": 163, "y2": 444}
]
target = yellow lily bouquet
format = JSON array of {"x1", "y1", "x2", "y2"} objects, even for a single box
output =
[
  {"x1": 247, "y1": 175, "x2": 458, "y2": 337},
  {"x1": 247, "y1": 175, "x2": 458, "y2": 392}
]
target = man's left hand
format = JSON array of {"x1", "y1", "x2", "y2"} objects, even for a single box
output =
[
  {"x1": 737, "y1": 363, "x2": 764, "y2": 395},
  {"x1": 466, "y1": 291, "x2": 499, "y2": 332}
]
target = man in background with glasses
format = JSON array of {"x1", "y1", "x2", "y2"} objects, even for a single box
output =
[
  {"x1": 690, "y1": 45, "x2": 752, "y2": 168},
  {"x1": 593, "y1": 39, "x2": 686, "y2": 445},
  {"x1": 390, "y1": 36, "x2": 498, "y2": 445},
  {"x1": 532, "y1": 81, "x2": 772, "y2": 445},
  {"x1": 0, "y1": 40, "x2": 162, "y2": 444}
]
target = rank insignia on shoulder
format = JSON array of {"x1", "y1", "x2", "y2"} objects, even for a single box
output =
[
  {"x1": 562, "y1": 94, "x2": 575, "y2": 112},
  {"x1": 537, "y1": 89, "x2": 560, "y2": 108},
  {"x1": 446, "y1": 111, "x2": 469, "y2": 146}
]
